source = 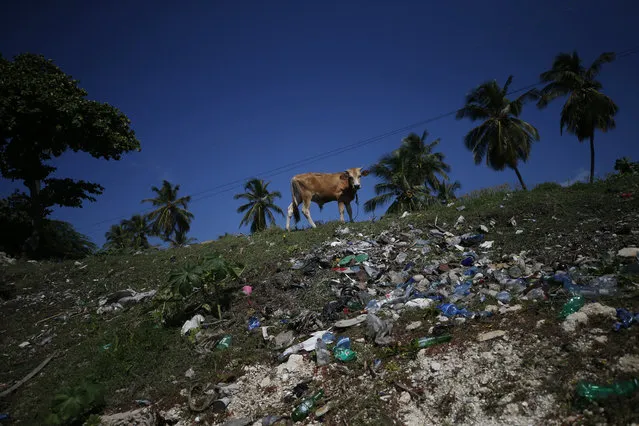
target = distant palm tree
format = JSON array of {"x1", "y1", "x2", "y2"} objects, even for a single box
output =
[
  {"x1": 456, "y1": 75, "x2": 539, "y2": 190},
  {"x1": 104, "y1": 223, "x2": 131, "y2": 251},
  {"x1": 169, "y1": 231, "x2": 197, "y2": 248},
  {"x1": 122, "y1": 214, "x2": 152, "y2": 249},
  {"x1": 537, "y1": 51, "x2": 618, "y2": 183},
  {"x1": 433, "y1": 179, "x2": 462, "y2": 204},
  {"x1": 142, "y1": 180, "x2": 194, "y2": 241},
  {"x1": 233, "y1": 178, "x2": 284, "y2": 233},
  {"x1": 364, "y1": 130, "x2": 450, "y2": 214}
]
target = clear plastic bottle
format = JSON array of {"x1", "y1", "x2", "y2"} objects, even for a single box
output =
[{"x1": 315, "y1": 339, "x2": 331, "y2": 366}]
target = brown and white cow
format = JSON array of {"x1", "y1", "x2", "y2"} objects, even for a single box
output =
[{"x1": 285, "y1": 167, "x2": 370, "y2": 231}]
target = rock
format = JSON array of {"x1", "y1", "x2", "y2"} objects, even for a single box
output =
[
  {"x1": 430, "y1": 361, "x2": 442, "y2": 372},
  {"x1": 617, "y1": 354, "x2": 639, "y2": 373},
  {"x1": 617, "y1": 247, "x2": 639, "y2": 257},
  {"x1": 399, "y1": 391, "x2": 412, "y2": 403},
  {"x1": 562, "y1": 312, "x2": 589, "y2": 333},
  {"x1": 101, "y1": 407, "x2": 157, "y2": 425},
  {"x1": 477, "y1": 330, "x2": 506, "y2": 342},
  {"x1": 406, "y1": 321, "x2": 422, "y2": 331},
  {"x1": 580, "y1": 302, "x2": 617, "y2": 319}
]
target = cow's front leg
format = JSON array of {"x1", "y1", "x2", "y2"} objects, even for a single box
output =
[
  {"x1": 338, "y1": 201, "x2": 345, "y2": 223},
  {"x1": 345, "y1": 203, "x2": 353, "y2": 222}
]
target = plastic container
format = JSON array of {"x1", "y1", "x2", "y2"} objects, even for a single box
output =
[
  {"x1": 576, "y1": 378, "x2": 639, "y2": 401},
  {"x1": 291, "y1": 389, "x2": 324, "y2": 421},
  {"x1": 415, "y1": 335, "x2": 452, "y2": 348}
]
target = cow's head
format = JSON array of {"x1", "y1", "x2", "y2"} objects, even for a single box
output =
[{"x1": 340, "y1": 167, "x2": 370, "y2": 190}]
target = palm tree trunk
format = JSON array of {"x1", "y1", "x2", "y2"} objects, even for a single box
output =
[
  {"x1": 589, "y1": 134, "x2": 595, "y2": 184},
  {"x1": 513, "y1": 167, "x2": 527, "y2": 191}
]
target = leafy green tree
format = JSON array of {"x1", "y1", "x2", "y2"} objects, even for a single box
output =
[
  {"x1": 142, "y1": 180, "x2": 194, "y2": 241},
  {"x1": 233, "y1": 178, "x2": 284, "y2": 233},
  {"x1": 0, "y1": 191, "x2": 95, "y2": 259},
  {"x1": 456, "y1": 76, "x2": 539, "y2": 190},
  {"x1": 364, "y1": 130, "x2": 450, "y2": 214},
  {"x1": 0, "y1": 53, "x2": 140, "y2": 255},
  {"x1": 433, "y1": 179, "x2": 462, "y2": 203},
  {"x1": 537, "y1": 51, "x2": 618, "y2": 183}
]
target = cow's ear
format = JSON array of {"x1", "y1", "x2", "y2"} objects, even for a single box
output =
[
  {"x1": 340, "y1": 171, "x2": 349, "y2": 181},
  {"x1": 361, "y1": 169, "x2": 370, "y2": 176}
]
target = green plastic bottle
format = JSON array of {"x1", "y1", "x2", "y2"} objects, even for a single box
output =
[
  {"x1": 576, "y1": 378, "x2": 639, "y2": 401},
  {"x1": 559, "y1": 295, "x2": 585, "y2": 319},
  {"x1": 216, "y1": 335, "x2": 232, "y2": 350},
  {"x1": 415, "y1": 334, "x2": 452, "y2": 348},
  {"x1": 291, "y1": 389, "x2": 324, "y2": 422}
]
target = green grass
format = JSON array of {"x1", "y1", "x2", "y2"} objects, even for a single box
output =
[{"x1": 1, "y1": 173, "x2": 639, "y2": 424}]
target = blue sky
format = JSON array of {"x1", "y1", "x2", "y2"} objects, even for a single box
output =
[{"x1": 1, "y1": 0, "x2": 638, "y2": 247}]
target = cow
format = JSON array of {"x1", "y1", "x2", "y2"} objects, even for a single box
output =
[{"x1": 285, "y1": 167, "x2": 370, "y2": 231}]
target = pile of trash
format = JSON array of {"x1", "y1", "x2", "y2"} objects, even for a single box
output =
[{"x1": 169, "y1": 221, "x2": 639, "y2": 424}]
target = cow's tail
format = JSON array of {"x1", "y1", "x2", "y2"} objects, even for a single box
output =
[{"x1": 291, "y1": 179, "x2": 301, "y2": 223}]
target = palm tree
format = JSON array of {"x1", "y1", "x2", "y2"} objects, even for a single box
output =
[
  {"x1": 142, "y1": 180, "x2": 194, "y2": 241},
  {"x1": 456, "y1": 76, "x2": 539, "y2": 190},
  {"x1": 433, "y1": 179, "x2": 462, "y2": 204},
  {"x1": 233, "y1": 178, "x2": 284, "y2": 233},
  {"x1": 104, "y1": 223, "x2": 131, "y2": 251},
  {"x1": 537, "y1": 51, "x2": 618, "y2": 184},
  {"x1": 364, "y1": 131, "x2": 450, "y2": 214},
  {"x1": 122, "y1": 214, "x2": 152, "y2": 249},
  {"x1": 169, "y1": 231, "x2": 197, "y2": 248}
]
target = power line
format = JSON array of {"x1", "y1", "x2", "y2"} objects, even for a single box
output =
[{"x1": 79, "y1": 46, "x2": 638, "y2": 232}]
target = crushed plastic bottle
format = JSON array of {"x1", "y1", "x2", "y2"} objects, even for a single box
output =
[
  {"x1": 461, "y1": 256, "x2": 474, "y2": 267},
  {"x1": 321, "y1": 332, "x2": 336, "y2": 344},
  {"x1": 613, "y1": 308, "x2": 639, "y2": 331},
  {"x1": 415, "y1": 334, "x2": 452, "y2": 348},
  {"x1": 576, "y1": 378, "x2": 639, "y2": 401},
  {"x1": 333, "y1": 347, "x2": 356, "y2": 362},
  {"x1": 315, "y1": 339, "x2": 331, "y2": 366},
  {"x1": 216, "y1": 335, "x2": 232, "y2": 350},
  {"x1": 291, "y1": 389, "x2": 324, "y2": 421},
  {"x1": 496, "y1": 291, "x2": 511, "y2": 304},
  {"x1": 365, "y1": 299, "x2": 383, "y2": 314},
  {"x1": 559, "y1": 295, "x2": 585, "y2": 319},
  {"x1": 248, "y1": 316, "x2": 260, "y2": 331},
  {"x1": 278, "y1": 343, "x2": 304, "y2": 362}
]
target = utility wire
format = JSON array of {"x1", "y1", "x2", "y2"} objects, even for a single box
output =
[{"x1": 79, "y1": 46, "x2": 639, "y2": 231}]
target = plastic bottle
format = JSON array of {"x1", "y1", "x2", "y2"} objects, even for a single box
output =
[
  {"x1": 576, "y1": 378, "x2": 639, "y2": 401},
  {"x1": 415, "y1": 335, "x2": 452, "y2": 348},
  {"x1": 278, "y1": 343, "x2": 304, "y2": 362},
  {"x1": 315, "y1": 339, "x2": 331, "y2": 366},
  {"x1": 291, "y1": 389, "x2": 324, "y2": 421},
  {"x1": 496, "y1": 291, "x2": 511, "y2": 304},
  {"x1": 559, "y1": 295, "x2": 585, "y2": 319},
  {"x1": 216, "y1": 335, "x2": 232, "y2": 350}
]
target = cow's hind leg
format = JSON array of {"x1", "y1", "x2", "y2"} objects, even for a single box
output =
[
  {"x1": 345, "y1": 203, "x2": 353, "y2": 222},
  {"x1": 302, "y1": 200, "x2": 316, "y2": 228},
  {"x1": 286, "y1": 202, "x2": 294, "y2": 231}
]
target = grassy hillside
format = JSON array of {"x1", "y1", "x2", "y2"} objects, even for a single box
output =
[{"x1": 1, "y1": 174, "x2": 638, "y2": 425}]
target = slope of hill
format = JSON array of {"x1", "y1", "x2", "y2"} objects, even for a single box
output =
[{"x1": 1, "y1": 174, "x2": 639, "y2": 425}]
